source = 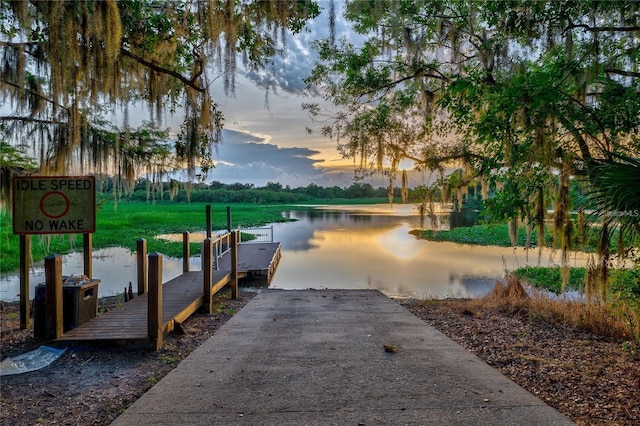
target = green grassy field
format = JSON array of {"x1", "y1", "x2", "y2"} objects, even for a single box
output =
[
  {"x1": 410, "y1": 223, "x2": 553, "y2": 247},
  {"x1": 412, "y1": 223, "x2": 640, "y2": 301},
  {"x1": 1, "y1": 201, "x2": 299, "y2": 273}
]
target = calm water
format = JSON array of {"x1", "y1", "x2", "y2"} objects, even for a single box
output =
[
  {"x1": 0, "y1": 204, "x2": 588, "y2": 301},
  {"x1": 267, "y1": 205, "x2": 587, "y2": 298}
]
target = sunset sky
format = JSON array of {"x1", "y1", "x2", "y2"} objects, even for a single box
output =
[
  {"x1": 200, "y1": 1, "x2": 360, "y2": 188},
  {"x1": 162, "y1": 1, "x2": 429, "y2": 189}
]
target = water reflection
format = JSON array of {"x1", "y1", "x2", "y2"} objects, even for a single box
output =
[
  {"x1": 377, "y1": 225, "x2": 423, "y2": 261},
  {"x1": 268, "y1": 206, "x2": 588, "y2": 299},
  {"x1": 0, "y1": 204, "x2": 587, "y2": 302}
]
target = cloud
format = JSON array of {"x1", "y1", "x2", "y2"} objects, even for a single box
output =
[
  {"x1": 163, "y1": 126, "x2": 437, "y2": 190},
  {"x1": 217, "y1": 129, "x2": 322, "y2": 170},
  {"x1": 164, "y1": 2, "x2": 433, "y2": 190},
  {"x1": 167, "y1": 129, "x2": 339, "y2": 188},
  {"x1": 241, "y1": 0, "x2": 355, "y2": 96}
]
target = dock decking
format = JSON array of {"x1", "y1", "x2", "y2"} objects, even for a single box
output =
[{"x1": 55, "y1": 242, "x2": 281, "y2": 347}]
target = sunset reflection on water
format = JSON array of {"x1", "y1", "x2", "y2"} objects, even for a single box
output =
[{"x1": 268, "y1": 205, "x2": 589, "y2": 299}]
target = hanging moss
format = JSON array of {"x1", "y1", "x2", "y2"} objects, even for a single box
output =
[
  {"x1": 168, "y1": 179, "x2": 180, "y2": 201},
  {"x1": 1, "y1": 0, "x2": 320, "y2": 196},
  {"x1": 401, "y1": 169, "x2": 408, "y2": 203}
]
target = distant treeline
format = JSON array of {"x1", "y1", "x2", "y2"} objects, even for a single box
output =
[{"x1": 105, "y1": 179, "x2": 439, "y2": 204}]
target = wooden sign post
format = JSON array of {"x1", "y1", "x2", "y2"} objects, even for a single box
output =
[{"x1": 12, "y1": 176, "x2": 96, "y2": 329}]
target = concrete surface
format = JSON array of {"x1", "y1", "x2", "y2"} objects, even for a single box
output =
[{"x1": 111, "y1": 289, "x2": 574, "y2": 425}]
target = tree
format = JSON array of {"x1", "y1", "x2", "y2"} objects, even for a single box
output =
[
  {"x1": 305, "y1": 0, "x2": 640, "y2": 253},
  {"x1": 262, "y1": 182, "x2": 284, "y2": 192},
  {"x1": 0, "y1": 141, "x2": 37, "y2": 209},
  {"x1": 1, "y1": 0, "x2": 320, "y2": 199}
]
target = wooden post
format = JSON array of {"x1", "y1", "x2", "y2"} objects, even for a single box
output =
[
  {"x1": 212, "y1": 238, "x2": 218, "y2": 271},
  {"x1": 148, "y1": 253, "x2": 163, "y2": 351},
  {"x1": 83, "y1": 233, "x2": 92, "y2": 278},
  {"x1": 202, "y1": 237, "x2": 213, "y2": 314},
  {"x1": 183, "y1": 231, "x2": 190, "y2": 273},
  {"x1": 19, "y1": 235, "x2": 31, "y2": 329},
  {"x1": 213, "y1": 238, "x2": 219, "y2": 271},
  {"x1": 221, "y1": 233, "x2": 227, "y2": 252},
  {"x1": 230, "y1": 230, "x2": 239, "y2": 300},
  {"x1": 44, "y1": 254, "x2": 63, "y2": 339},
  {"x1": 136, "y1": 238, "x2": 147, "y2": 296},
  {"x1": 206, "y1": 204, "x2": 212, "y2": 239}
]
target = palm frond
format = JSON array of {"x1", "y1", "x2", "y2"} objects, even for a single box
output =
[{"x1": 586, "y1": 154, "x2": 640, "y2": 240}]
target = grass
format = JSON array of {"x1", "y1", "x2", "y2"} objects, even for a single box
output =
[
  {"x1": 514, "y1": 265, "x2": 640, "y2": 300},
  {"x1": 160, "y1": 355, "x2": 178, "y2": 365},
  {"x1": 412, "y1": 221, "x2": 633, "y2": 255},
  {"x1": 513, "y1": 264, "x2": 640, "y2": 355},
  {"x1": 1, "y1": 201, "x2": 297, "y2": 273},
  {"x1": 513, "y1": 266, "x2": 586, "y2": 293},
  {"x1": 462, "y1": 275, "x2": 639, "y2": 357},
  {"x1": 410, "y1": 223, "x2": 550, "y2": 247}
]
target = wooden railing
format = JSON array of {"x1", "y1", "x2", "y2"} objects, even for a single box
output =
[
  {"x1": 40, "y1": 230, "x2": 240, "y2": 351},
  {"x1": 142, "y1": 230, "x2": 240, "y2": 350}
]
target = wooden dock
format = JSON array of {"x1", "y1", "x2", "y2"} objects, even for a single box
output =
[
  {"x1": 218, "y1": 242, "x2": 281, "y2": 282},
  {"x1": 55, "y1": 242, "x2": 281, "y2": 348}
]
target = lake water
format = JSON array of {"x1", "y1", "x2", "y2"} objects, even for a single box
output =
[{"x1": 0, "y1": 204, "x2": 588, "y2": 302}]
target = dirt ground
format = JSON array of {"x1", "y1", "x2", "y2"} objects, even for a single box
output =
[
  {"x1": 399, "y1": 298, "x2": 640, "y2": 426},
  {"x1": 1, "y1": 290, "x2": 639, "y2": 425},
  {"x1": 1, "y1": 290, "x2": 257, "y2": 425}
]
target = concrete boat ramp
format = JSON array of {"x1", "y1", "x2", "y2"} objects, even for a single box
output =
[{"x1": 112, "y1": 289, "x2": 572, "y2": 425}]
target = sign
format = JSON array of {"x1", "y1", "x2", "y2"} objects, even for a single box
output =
[{"x1": 12, "y1": 176, "x2": 96, "y2": 235}]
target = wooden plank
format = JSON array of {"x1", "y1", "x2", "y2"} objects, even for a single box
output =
[
  {"x1": 45, "y1": 255, "x2": 63, "y2": 339},
  {"x1": 58, "y1": 294, "x2": 149, "y2": 340},
  {"x1": 171, "y1": 297, "x2": 203, "y2": 329},
  {"x1": 83, "y1": 233, "x2": 92, "y2": 278},
  {"x1": 202, "y1": 238, "x2": 213, "y2": 314},
  {"x1": 19, "y1": 235, "x2": 30, "y2": 329},
  {"x1": 56, "y1": 242, "x2": 281, "y2": 346},
  {"x1": 136, "y1": 239, "x2": 147, "y2": 295},
  {"x1": 216, "y1": 242, "x2": 281, "y2": 277},
  {"x1": 182, "y1": 232, "x2": 190, "y2": 273},
  {"x1": 230, "y1": 230, "x2": 238, "y2": 299},
  {"x1": 212, "y1": 272, "x2": 231, "y2": 295},
  {"x1": 57, "y1": 271, "x2": 224, "y2": 342},
  {"x1": 148, "y1": 253, "x2": 163, "y2": 350}
]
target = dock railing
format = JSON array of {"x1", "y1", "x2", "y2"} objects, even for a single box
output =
[
  {"x1": 238, "y1": 225, "x2": 274, "y2": 243},
  {"x1": 146, "y1": 229, "x2": 240, "y2": 350}
]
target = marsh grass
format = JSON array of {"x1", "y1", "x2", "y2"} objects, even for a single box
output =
[
  {"x1": 514, "y1": 266, "x2": 585, "y2": 293},
  {"x1": 411, "y1": 224, "x2": 553, "y2": 247},
  {"x1": 464, "y1": 275, "x2": 640, "y2": 357},
  {"x1": 413, "y1": 222, "x2": 629, "y2": 254}
]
